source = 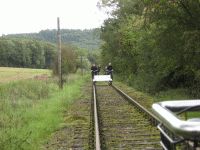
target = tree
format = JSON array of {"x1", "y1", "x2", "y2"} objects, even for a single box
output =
[
  {"x1": 53, "y1": 44, "x2": 78, "y2": 75},
  {"x1": 99, "y1": 0, "x2": 200, "y2": 95}
]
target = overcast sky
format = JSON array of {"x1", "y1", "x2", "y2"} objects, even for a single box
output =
[{"x1": 0, "y1": 0, "x2": 108, "y2": 35}]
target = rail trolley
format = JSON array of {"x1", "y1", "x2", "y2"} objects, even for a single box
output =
[
  {"x1": 152, "y1": 100, "x2": 200, "y2": 149},
  {"x1": 92, "y1": 74, "x2": 112, "y2": 85}
]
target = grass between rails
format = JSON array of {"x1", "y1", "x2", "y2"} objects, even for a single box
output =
[{"x1": 0, "y1": 74, "x2": 89, "y2": 150}]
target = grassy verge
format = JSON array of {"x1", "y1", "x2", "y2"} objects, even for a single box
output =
[
  {"x1": 153, "y1": 88, "x2": 191, "y2": 102},
  {"x1": 114, "y1": 81, "x2": 199, "y2": 119},
  {"x1": 0, "y1": 74, "x2": 89, "y2": 150},
  {"x1": 114, "y1": 81, "x2": 155, "y2": 109},
  {"x1": 115, "y1": 80, "x2": 193, "y2": 103}
]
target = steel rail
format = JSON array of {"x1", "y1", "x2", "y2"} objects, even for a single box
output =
[
  {"x1": 93, "y1": 84, "x2": 101, "y2": 150},
  {"x1": 112, "y1": 84, "x2": 160, "y2": 125},
  {"x1": 94, "y1": 84, "x2": 161, "y2": 149}
]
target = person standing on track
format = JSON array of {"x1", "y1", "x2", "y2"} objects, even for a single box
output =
[{"x1": 91, "y1": 64, "x2": 98, "y2": 79}]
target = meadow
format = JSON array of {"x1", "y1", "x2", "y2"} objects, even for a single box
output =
[
  {"x1": 0, "y1": 67, "x2": 51, "y2": 83},
  {"x1": 0, "y1": 67, "x2": 88, "y2": 150}
]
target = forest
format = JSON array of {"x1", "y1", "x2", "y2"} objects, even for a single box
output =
[
  {"x1": 0, "y1": 28, "x2": 101, "y2": 73},
  {"x1": 5, "y1": 29, "x2": 102, "y2": 51},
  {"x1": 99, "y1": 0, "x2": 200, "y2": 97},
  {"x1": 0, "y1": 38, "x2": 56, "y2": 68}
]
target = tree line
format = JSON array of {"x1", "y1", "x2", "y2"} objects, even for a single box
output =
[
  {"x1": 0, "y1": 38, "x2": 55, "y2": 68},
  {"x1": 100, "y1": 0, "x2": 200, "y2": 96},
  {"x1": 0, "y1": 37, "x2": 97, "y2": 75}
]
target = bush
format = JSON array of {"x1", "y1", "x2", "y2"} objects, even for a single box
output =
[{"x1": 52, "y1": 44, "x2": 78, "y2": 76}]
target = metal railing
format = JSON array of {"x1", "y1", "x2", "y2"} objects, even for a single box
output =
[{"x1": 152, "y1": 100, "x2": 200, "y2": 149}]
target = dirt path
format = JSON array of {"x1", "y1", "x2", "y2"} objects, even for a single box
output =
[{"x1": 43, "y1": 83, "x2": 92, "y2": 150}]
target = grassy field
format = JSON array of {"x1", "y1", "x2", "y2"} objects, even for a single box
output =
[
  {"x1": 0, "y1": 67, "x2": 89, "y2": 150},
  {"x1": 0, "y1": 67, "x2": 51, "y2": 83}
]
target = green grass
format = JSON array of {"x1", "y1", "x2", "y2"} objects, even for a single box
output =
[
  {"x1": 115, "y1": 81, "x2": 199, "y2": 120},
  {"x1": 153, "y1": 88, "x2": 191, "y2": 102},
  {"x1": 0, "y1": 73, "x2": 89, "y2": 150},
  {"x1": 153, "y1": 88, "x2": 200, "y2": 120},
  {"x1": 0, "y1": 67, "x2": 50, "y2": 83}
]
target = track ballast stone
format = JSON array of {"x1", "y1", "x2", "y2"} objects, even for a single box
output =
[{"x1": 96, "y1": 85, "x2": 162, "y2": 149}]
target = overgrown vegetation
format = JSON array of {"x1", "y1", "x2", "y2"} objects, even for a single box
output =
[
  {"x1": 0, "y1": 73, "x2": 88, "y2": 150},
  {"x1": 99, "y1": 0, "x2": 200, "y2": 97}
]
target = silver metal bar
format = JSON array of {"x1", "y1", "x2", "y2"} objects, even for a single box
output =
[
  {"x1": 152, "y1": 100, "x2": 200, "y2": 139},
  {"x1": 93, "y1": 84, "x2": 101, "y2": 150},
  {"x1": 160, "y1": 141, "x2": 169, "y2": 150},
  {"x1": 159, "y1": 100, "x2": 200, "y2": 112},
  {"x1": 157, "y1": 124, "x2": 182, "y2": 144},
  {"x1": 158, "y1": 124, "x2": 174, "y2": 143}
]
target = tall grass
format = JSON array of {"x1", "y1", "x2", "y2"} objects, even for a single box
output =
[
  {"x1": 0, "y1": 67, "x2": 50, "y2": 83},
  {"x1": 153, "y1": 88, "x2": 191, "y2": 102},
  {"x1": 0, "y1": 74, "x2": 88, "y2": 150}
]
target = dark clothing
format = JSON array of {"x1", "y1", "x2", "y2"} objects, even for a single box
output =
[
  {"x1": 107, "y1": 65, "x2": 113, "y2": 71},
  {"x1": 91, "y1": 66, "x2": 98, "y2": 71},
  {"x1": 91, "y1": 66, "x2": 98, "y2": 79},
  {"x1": 106, "y1": 65, "x2": 113, "y2": 79}
]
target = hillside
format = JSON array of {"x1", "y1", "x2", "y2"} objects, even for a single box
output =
[{"x1": 5, "y1": 29, "x2": 102, "y2": 50}]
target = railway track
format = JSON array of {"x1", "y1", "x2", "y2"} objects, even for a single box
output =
[
  {"x1": 92, "y1": 84, "x2": 162, "y2": 150},
  {"x1": 45, "y1": 81, "x2": 199, "y2": 149}
]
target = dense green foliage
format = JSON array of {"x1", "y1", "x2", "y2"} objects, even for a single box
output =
[
  {"x1": 0, "y1": 37, "x2": 92, "y2": 73},
  {"x1": 1, "y1": 29, "x2": 102, "y2": 70},
  {"x1": 53, "y1": 45, "x2": 78, "y2": 75},
  {"x1": 5, "y1": 29, "x2": 102, "y2": 51},
  {"x1": 0, "y1": 38, "x2": 56, "y2": 68},
  {"x1": 100, "y1": 0, "x2": 200, "y2": 96},
  {"x1": 0, "y1": 74, "x2": 88, "y2": 150}
]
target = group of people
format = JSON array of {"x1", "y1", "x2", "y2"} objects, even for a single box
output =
[{"x1": 91, "y1": 62, "x2": 113, "y2": 79}]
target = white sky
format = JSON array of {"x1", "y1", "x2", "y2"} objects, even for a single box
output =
[{"x1": 0, "y1": 0, "x2": 108, "y2": 35}]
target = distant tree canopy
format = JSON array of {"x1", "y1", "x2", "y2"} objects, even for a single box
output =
[
  {"x1": 100, "y1": 0, "x2": 200, "y2": 96},
  {"x1": 0, "y1": 38, "x2": 56, "y2": 68},
  {"x1": 5, "y1": 29, "x2": 102, "y2": 51}
]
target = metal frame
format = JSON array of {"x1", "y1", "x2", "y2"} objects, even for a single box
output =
[
  {"x1": 93, "y1": 75, "x2": 112, "y2": 82},
  {"x1": 152, "y1": 100, "x2": 200, "y2": 149}
]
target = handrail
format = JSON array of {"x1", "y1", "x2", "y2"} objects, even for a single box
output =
[{"x1": 152, "y1": 100, "x2": 200, "y2": 140}]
